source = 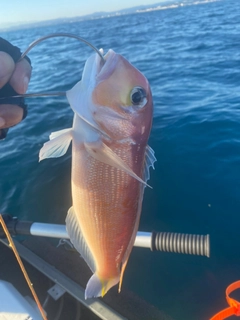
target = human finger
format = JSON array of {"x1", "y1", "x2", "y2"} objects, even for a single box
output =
[
  {"x1": 9, "y1": 58, "x2": 32, "y2": 94},
  {"x1": 0, "y1": 104, "x2": 23, "y2": 129},
  {"x1": 0, "y1": 52, "x2": 15, "y2": 89}
]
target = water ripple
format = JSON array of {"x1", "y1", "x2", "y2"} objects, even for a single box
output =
[{"x1": 1, "y1": 0, "x2": 240, "y2": 319}]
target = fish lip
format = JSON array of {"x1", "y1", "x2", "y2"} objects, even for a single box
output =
[{"x1": 96, "y1": 49, "x2": 118, "y2": 82}]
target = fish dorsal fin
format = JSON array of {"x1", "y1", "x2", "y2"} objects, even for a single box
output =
[
  {"x1": 143, "y1": 145, "x2": 156, "y2": 183},
  {"x1": 84, "y1": 140, "x2": 151, "y2": 188},
  {"x1": 39, "y1": 128, "x2": 72, "y2": 161},
  {"x1": 66, "y1": 206, "x2": 96, "y2": 273}
]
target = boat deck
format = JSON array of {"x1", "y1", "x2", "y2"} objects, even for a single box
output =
[{"x1": 0, "y1": 236, "x2": 173, "y2": 320}]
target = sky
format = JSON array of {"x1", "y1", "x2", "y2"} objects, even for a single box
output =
[{"x1": 0, "y1": 0, "x2": 168, "y2": 28}]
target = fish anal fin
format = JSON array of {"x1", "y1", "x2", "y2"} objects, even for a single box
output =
[
  {"x1": 66, "y1": 206, "x2": 96, "y2": 273},
  {"x1": 39, "y1": 128, "x2": 72, "y2": 161},
  {"x1": 84, "y1": 140, "x2": 151, "y2": 188},
  {"x1": 118, "y1": 259, "x2": 129, "y2": 293}
]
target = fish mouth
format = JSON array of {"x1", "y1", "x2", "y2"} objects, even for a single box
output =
[{"x1": 96, "y1": 49, "x2": 118, "y2": 82}]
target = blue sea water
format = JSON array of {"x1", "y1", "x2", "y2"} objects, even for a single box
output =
[{"x1": 1, "y1": 0, "x2": 240, "y2": 319}]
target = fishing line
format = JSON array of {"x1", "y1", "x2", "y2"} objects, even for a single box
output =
[
  {"x1": 0, "y1": 91, "x2": 67, "y2": 99},
  {"x1": 0, "y1": 214, "x2": 47, "y2": 320}
]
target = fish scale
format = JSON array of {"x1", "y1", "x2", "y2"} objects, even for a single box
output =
[{"x1": 72, "y1": 140, "x2": 141, "y2": 275}]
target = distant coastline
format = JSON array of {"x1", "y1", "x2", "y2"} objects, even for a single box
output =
[{"x1": 0, "y1": 0, "x2": 218, "y2": 32}]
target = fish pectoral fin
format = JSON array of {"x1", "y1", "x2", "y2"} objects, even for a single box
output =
[
  {"x1": 85, "y1": 273, "x2": 120, "y2": 299},
  {"x1": 49, "y1": 128, "x2": 72, "y2": 140},
  {"x1": 66, "y1": 206, "x2": 96, "y2": 273},
  {"x1": 84, "y1": 141, "x2": 151, "y2": 188},
  {"x1": 39, "y1": 128, "x2": 72, "y2": 161}
]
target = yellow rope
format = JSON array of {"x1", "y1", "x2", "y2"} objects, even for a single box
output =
[{"x1": 0, "y1": 214, "x2": 47, "y2": 320}]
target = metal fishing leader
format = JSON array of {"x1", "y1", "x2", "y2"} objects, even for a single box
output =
[{"x1": 0, "y1": 33, "x2": 105, "y2": 100}]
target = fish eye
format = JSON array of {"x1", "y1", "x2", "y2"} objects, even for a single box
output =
[{"x1": 130, "y1": 87, "x2": 147, "y2": 108}]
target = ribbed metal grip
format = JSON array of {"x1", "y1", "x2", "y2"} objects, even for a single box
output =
[{"x1": 151, "y1": 232, "x2": 210, "y2": 257}]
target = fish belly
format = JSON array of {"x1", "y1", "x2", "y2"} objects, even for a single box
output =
[{"x1": 71, "y1": 139, "x2": 144, "y2": 280}]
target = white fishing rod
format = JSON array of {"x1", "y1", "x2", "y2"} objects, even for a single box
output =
[{"x1": 0, "y1": 214, "x2": 210, "y2": 257}]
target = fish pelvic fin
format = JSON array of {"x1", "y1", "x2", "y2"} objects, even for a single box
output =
[
  {"x1": 84, "y1": 140, "x2": 152, "y2": 188},
  {"x1": 85, "y1": 273, "x2": 120, "y2": 299},
  {"x1": 39, "y1": 128, "x2": 72, "y2": 161},
  {"x1": 66, "y1": 206, "x2": 96, "y2": 273}
]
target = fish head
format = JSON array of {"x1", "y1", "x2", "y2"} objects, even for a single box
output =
[
  {"x1": 91, "y1": 49, "x2": 153, "y2": 143},
  {"x1": 67, "y1": 49, "x2": 153, "y2": 144}
]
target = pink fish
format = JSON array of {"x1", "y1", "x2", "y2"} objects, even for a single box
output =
[{"x1": 39, "y1": 49, "x2": 156, "y2": 299}]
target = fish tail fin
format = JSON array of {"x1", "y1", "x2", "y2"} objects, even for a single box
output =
[{"x1": 85, "y1": 273, "x2": 119, "y2": 299}]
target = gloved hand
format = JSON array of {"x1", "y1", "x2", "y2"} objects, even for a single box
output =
[{"x1": 0, "y1": 38, "x2": 32, "y2": 139}]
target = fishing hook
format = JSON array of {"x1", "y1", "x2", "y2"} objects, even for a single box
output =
[{"x1": 0, "y1": 33, "x2": 105, "y2": 100}]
